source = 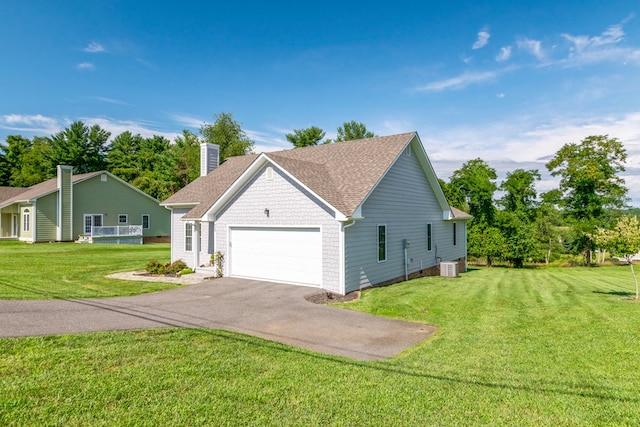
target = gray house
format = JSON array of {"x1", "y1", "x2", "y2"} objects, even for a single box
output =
[{"x1": 162, "y1": 132, "x2": 470, "y2": 295}]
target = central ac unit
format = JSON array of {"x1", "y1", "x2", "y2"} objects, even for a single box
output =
[{"x1": 440, "y1": 261, "x2": 459, "y2": 278}]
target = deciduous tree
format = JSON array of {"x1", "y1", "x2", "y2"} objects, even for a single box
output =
[
  {"x1": 546, "y1": 135, "x2": 628, "y2": 263},
  {"x1": 200, "y1": 112, "x2": 254, "y2": 162},
  {"x1": 592, "y1": 216, "x2": 640, "y2": 300},
  {"x1": 286, "y1": 126, "x2": 326, "y2": 147}
]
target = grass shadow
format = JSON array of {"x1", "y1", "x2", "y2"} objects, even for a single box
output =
[{"x1": 592, "y1": 290, "x2": 635, "y2": 297}]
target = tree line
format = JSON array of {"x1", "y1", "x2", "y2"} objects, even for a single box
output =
[
  {"x1": 0, "y1": 113, "x2": 376, "y2": 201},
  {"x1": 439, "y1": 134, "x2": 639, "y2": 267},
  {"x1": 2, "y1": 114, "x2": 637, "y2": 267}
]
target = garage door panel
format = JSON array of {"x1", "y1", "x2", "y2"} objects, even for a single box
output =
[{"x1": 230, "y1": 227, "x2": 322, "y2": 286}]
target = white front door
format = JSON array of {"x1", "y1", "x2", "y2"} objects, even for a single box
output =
[{"x1": 229, "y1": 227, "x2": 322, "y2": 286}]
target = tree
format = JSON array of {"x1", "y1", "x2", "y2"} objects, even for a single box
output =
[
  {"x1": 499, "y1": 169, "x2": 541, "y2": 220},
  {"x1": 107, "y1": 131, "x2": 144, "y2": 182},
  {"x1": 171, "y1": 130, "x2": 201, "y2": 188},
  {"x1": 449, "y1": 158, "x2": 497, "y2": 226},
  {"x1": 132, "y1": 135, "x2": 176, "y2": 200},
  {"x1": 47, "y1": 121, "x2": 110, "y2": 174},
  {"x1": 200, "y1": 112, "x2": 254, "y2": 163},
  {"x1": 546, "y1": 135, "x2": 628, "y2": 263},
  {"x1": 333, "y1": 121, "x2": 376, "y2": 142},
  {"x1": 468, "y1": 226, "x2": 506, "y2": 266},
  {"x1": 534, "y1": 191, "x2": 566, "y2": 264},
  {"x1": 0, "y1": 135, "x2": 50, "y2": 186},
  {"x1": 286, "y1": 126, "x2": 326, "y2": 147},
  {"x1": 592, "y1": 216, "x2": 640, "y2": 300}
]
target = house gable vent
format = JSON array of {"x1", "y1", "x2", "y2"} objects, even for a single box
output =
[{"x1": 440, "y1": 261, "x2": 459, "y2": 278}]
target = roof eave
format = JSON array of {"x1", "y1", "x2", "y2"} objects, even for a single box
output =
[{"x1": 199, "y1": 154, "x2": 348, "y2": 222}]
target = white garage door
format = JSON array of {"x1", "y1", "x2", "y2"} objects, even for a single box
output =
[{"x1": 229, "y1": 227, "x2": 322, "y2": 286}]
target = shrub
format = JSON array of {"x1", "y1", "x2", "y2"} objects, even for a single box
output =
[
  {"x1": 146, "y1": 259, "x2": 166, "y2": 275},
  {"x1": 166, "y1": 260, "x2": 188, "y2": 274},
  {"x1": 178, "y1": 268, "x2": 194, "y2": 276}
]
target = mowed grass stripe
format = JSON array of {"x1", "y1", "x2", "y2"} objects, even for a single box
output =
[
  {"x1": 1, "y1": 247, "x2": 640, "y2": 425},
  {"x1": 0, "y1": 242, "x2": 176, "y2": 299}
]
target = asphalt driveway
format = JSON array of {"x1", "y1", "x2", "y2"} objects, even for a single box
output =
[{"x1": 0, "y1": 277, "x2": 435, "y2": 361}]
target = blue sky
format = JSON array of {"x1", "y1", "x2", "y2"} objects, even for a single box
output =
[{"x1": 1, "y1": 1, "x2": 639, "y2": 205}]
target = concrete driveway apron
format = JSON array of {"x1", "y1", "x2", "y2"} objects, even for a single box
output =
[{"x1": 0, "y1": 277, "x2": 435, "y2": 361}]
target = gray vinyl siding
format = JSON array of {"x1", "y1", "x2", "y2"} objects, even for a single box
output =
[
  {"x1": 344, "y1": 147, "x2": 462, "y2": 293},
  {"x1": 35, "y1": 193, "x2": 57, "y2": 242},
  {"x1": 171, "y1": 208, "x2": 192, "y2": 265},
  {"x1": 215, "y1": 165, "x2": 342, "y2": 293}
]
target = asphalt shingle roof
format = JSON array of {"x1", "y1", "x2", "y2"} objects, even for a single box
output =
[
  {"x1": 0, "y1": 172, "x2": 104, "y2": 208},
  {"x1": 163, "y1": 132, "x2": 419, "y2": 219}
]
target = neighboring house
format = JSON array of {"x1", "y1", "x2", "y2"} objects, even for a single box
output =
[
  {"x1": 0, "y1": 166, "x2": 170, "y2": 243},
  {"x1": 162, "y1": 132, "x2": 471, "y2": 295}
]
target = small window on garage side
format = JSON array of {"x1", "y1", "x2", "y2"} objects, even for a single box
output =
[
  {"x1": 266, "y1": 166, "x2": 274, "y2": 180},
  {"x1": 142, "y1": 214, "x2": 150, "y2": 229},
  {"x1": 453, "y1": 223, "x2": 457, "y2": 246},
  {"x1": 377, "y1": 224, "x2": 387, "y2": 262},
  {"x1": 185, "y1": 223, "x2": 193, "y2": 252},
  {"x1": 118, "y1": 214, "x2": 128, "y2": 224},
  {"x1": 426, "y1": 223, "x2": 432, "y2": 252}
]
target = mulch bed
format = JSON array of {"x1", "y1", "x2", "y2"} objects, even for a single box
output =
[{"x1": 305, "y1": 290, "x2": 360, "y2": 304}]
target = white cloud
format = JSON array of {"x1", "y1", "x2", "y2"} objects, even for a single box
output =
[
  {"x1": 496, "y1": 46, "x2": 512, "y2": 62},
  {"x1": 472, "y1": 28, "x2": 490, "y2": 49},
  {"x1": 417, "y1": 70, "x2": 498, "y2": 92},
  {"x1": 0, "y1": 114, "x2": 62, "y2": 135},
  {"x1": 169, "y1": 114, "x2": 206, "y2": 129},
  {"x1": 559, "y1": 20, "x2": 640, "y2": 67},
  {"x1": 93, "y1": 97, "x2": 130, "y2": 105},
  {"x1": 496, "y1": 93, "x2": 505, "y2": 99},
  {"x1": 81, "y1": 117, "x2": 181, "y2": 141},
  {"x1": 517, "y1": 38, "x2": 545, "y2": 60},
  {"x1": 83, "y1": 42, "x2": 105, "y2": 53},
  {"x1": 77, "y1": 62, "x2": 95, "y2": 71},
  {"x1": 421, "y1": 112, "x2": 640, "y2": 205}
]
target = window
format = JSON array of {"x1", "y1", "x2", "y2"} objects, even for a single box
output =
[
  {"x1": 453, "y1": 223, "x2": 457, "y2": 246},
  {"x1": 22, "y1": 209, "x2": 30, "y2": 232},
  {"x1": 118, "y1": 214, "x2": 128, "y2": 224},
  {"x1": 142, "y1": 214, "x2": 150, "y2": 229},
  {"x1": 185, "y1": 223, "x2": 193, "y2": 252},
  {"x1": 426, "y1": 223, "x2": 432, "y2": 252},
  {"x1": 377, "y1": 225, "x2": 387, "y2": 262},
  {"x1": 404, "y1": 145, "x2": 412, "y2": 156},
  {"x1": 84, "y1": 214, "x2": 102, "y2": 234},
  {"x1": 266, "y1": 166, "x2": 274, "y2": 180}
]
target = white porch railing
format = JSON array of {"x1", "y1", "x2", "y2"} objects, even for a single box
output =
[{"x1": 90, "y1": 225, "x2": 143, "y2": 244}]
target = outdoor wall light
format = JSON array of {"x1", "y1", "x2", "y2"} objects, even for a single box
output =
[{"x1": 264, "y1": 208, "x2": 270, "y2": 217}]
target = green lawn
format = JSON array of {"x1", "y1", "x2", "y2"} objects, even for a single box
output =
[
  {"x1": 0, "y1": 241, "x2": 177, "y2": 299},
  {"x1": 1, "y1": 266, "x2": 639, "y2": 425}
]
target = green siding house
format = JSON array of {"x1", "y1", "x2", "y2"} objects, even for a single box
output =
[{"x1": 0, "y1": 166, "x2": 170, "y2": 243}]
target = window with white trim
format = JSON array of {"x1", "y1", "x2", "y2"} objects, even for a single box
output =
[
  {"x1": 185, "y1": 223, "x2": 193, "y2": 252},
  {"x1": 142, "y1": 214, "x2": 150, "y2": 229},
  {"x1": 84, "y1": 214, "x2": 102, "y2": 235},
  {"x1": 22, "y1": 209, "x2": 30, "y2": 232},
  {"x1": 118, "y1": 214, "x2": 128, "y2": 224},
  {"x1": 377, "y1": 224, "x2": 387, "y2": 262},
  {"x1": 426, "y1": 223, "x2": 432, "y2": 252}
]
